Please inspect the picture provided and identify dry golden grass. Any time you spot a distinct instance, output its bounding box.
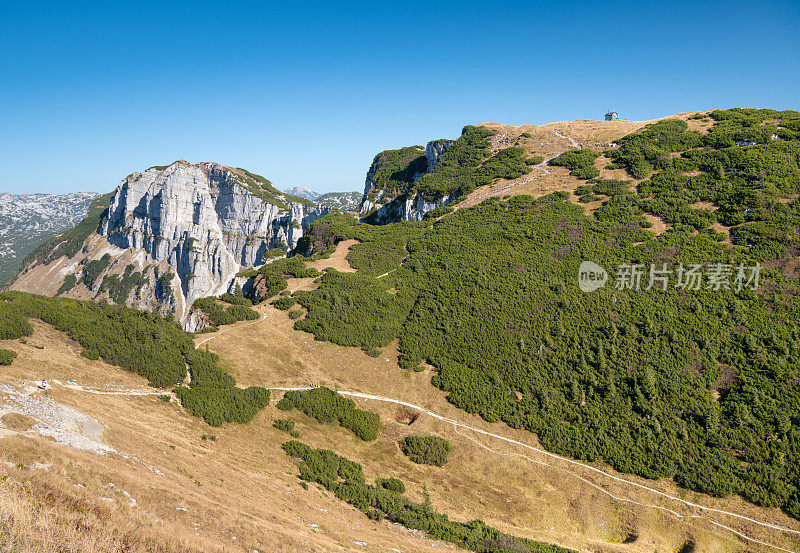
[307,239,359,273]
[1,413,37,431]
[1,321,476,553]
[642,213,671,236]
[460,112,709,211]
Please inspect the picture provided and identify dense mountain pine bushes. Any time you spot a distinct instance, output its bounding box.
[192,295,259,327]
[238,256,320,302]
[276,387,380,441]
[362,125,538,223]
[0,348,16,365]
[399,435,452,466]
[0,291,268,426]
[282,440,574,553]
[282,109,800,520]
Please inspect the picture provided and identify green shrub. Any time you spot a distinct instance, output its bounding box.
[526,155,545,165]
[376,477,405,493]
[187,348,234,389]
[288,309,303,320]
[174,385,270,427]
[81,253,112,289]
[283,441,574,553]
[399,435,451,466]
[549,149,600,178]
[219,292,252,306]
[0,308,33,340]
[99,264,148,304]
[0,348,16,365]
[193,296,259,327]
[272,297,297,310]
[56,274,78,296]
[274,419,295,433]
[276,387,380,441]
[80,349,100,360]
[264,245,288,260]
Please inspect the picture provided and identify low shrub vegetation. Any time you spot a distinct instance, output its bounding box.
[192,296,259,327]
[399,435,451,466]
[281,109,800,521]
[0,348,16,365]
[282,440,574,553]
[276,387,380,441]
[0,291,269,427]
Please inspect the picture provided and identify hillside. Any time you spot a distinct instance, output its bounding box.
[287,107,800,522]
[2,244,799,552]
[0,191,100,286]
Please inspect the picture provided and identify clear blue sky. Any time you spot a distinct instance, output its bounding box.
[1,0,798,195]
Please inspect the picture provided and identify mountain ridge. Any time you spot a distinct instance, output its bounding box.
[9,161,331,329]
[0,191,101,286]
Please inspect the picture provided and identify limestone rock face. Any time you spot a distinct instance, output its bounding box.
[359,140,454,224]
[425,140,453,172]
[98,161,330,327]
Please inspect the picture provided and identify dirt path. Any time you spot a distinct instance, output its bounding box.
[457,128,579,209]
[51,380,166,396]
[12,370,797,550]
[553,127,581,148]
[270,386,799,552]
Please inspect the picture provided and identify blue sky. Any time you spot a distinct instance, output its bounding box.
[1,0,798,195]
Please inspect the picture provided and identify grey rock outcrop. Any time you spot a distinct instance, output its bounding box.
[99,161,330,328]
[359,139,454,224]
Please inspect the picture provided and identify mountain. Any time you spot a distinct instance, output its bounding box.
[283,186,320,200]
[9,161,330,330]
[355,118,647,224]
[297,107,800,526]
[0,191,100,286]
[4,109,800,553]
[315,191,361,211]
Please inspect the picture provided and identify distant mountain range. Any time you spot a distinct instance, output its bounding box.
[283,186,320,200]
[0,191,100,286]
[283,187,361,211]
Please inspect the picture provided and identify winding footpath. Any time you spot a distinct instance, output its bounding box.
[187,286,800,551]
[268,386,799,552]
[456,128,579,209]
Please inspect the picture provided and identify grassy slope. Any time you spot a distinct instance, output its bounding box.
[2,243,799,552]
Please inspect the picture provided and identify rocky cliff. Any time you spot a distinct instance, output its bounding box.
[358,140,453,223]
[10,161,331,330]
